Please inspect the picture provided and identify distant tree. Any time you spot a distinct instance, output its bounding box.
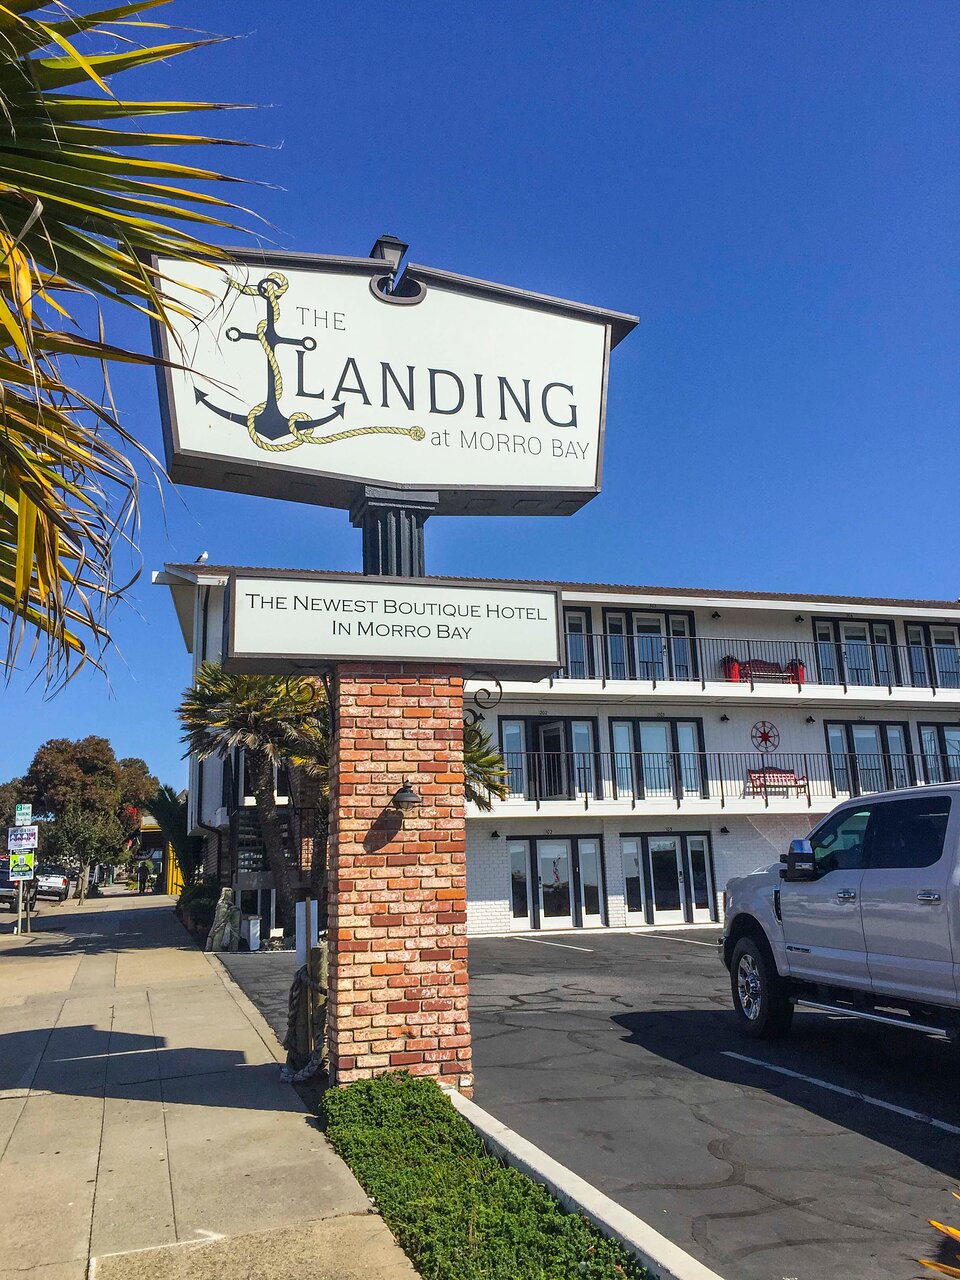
[47,806,127,904]
[0,777,26,829]
[149,785,203,890]
[23,737,156,894]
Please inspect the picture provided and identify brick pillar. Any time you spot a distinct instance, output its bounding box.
[327,664,472,1094]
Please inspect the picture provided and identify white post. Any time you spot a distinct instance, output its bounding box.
[15,879,22,936]
[295,897,318,967]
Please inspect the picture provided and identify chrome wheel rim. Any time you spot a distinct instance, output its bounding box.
[737,953,763,1021]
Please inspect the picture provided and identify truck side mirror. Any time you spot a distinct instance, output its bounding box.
[780,838,817,882]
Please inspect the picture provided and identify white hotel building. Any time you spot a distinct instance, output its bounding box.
[159,564,960,936]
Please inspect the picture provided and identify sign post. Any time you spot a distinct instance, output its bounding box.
[153,235,637,1093]
[7,838,35,936]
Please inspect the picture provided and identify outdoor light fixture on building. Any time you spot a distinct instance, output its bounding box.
[392,780,422,813]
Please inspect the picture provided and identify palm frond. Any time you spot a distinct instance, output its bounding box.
[0,1,254,681]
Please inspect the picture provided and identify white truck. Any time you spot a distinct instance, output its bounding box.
[721,784,960,1040]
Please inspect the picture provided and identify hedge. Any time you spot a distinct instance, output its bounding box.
[322,1071,649,1280]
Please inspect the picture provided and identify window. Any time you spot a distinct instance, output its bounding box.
[606,613,629,680]
[825,721,913,795]
[816,621,838,684]
[868,796,950,870]
[809,806,872,874]
[501,720,526,796]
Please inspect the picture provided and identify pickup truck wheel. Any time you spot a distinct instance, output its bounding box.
[731,937,793,1039]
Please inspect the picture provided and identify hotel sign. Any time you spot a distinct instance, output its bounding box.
[151,248,636,517]
[224,573,562,680]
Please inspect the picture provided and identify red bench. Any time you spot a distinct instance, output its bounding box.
[722,656,805,685]
[747,767,810,799]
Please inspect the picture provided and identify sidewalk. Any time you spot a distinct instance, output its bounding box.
[0,893,418,1280]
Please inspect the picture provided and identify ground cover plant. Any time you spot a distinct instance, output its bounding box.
[322,1071,649,1280]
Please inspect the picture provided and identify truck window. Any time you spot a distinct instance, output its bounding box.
[809,806,872,874]
[867,796,950,869]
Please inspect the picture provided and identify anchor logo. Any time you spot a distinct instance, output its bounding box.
[196,271,424,455]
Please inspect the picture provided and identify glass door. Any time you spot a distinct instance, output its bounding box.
[633,618,666,681]
[501,720,526,798]
[637,722,673,798]
[537,839,574,929]
[508,841,532,929]
[667,616,693,680]
[564,611,590,679]
[612,721,637,799]
[570,721,596,800]
[851,725,885,793]
[621,837,645,922]
[872,623,894,686]
[685,836,714,922]
[907,625,929,687]
[605,613,629,680]
[649,836,685,924]
[676,722,702,797]
[840,623,873,686]
[577,838,604,927]
[945,727,960,780]
[537,722,567,799]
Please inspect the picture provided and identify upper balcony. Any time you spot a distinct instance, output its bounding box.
[524,632,960,704]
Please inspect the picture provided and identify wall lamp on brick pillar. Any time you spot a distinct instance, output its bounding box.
[391,780,422,816]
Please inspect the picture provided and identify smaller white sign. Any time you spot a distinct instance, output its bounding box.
[225,574,561,680]
[14,803,31,827]
[8,850,34,880]
[8,825,38,852]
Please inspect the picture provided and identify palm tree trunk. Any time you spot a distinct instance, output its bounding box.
[248,750,297,934]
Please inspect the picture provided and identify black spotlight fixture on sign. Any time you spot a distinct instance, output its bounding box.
[392,780,422,813]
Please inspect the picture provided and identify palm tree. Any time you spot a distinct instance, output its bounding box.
[177,663,328,932]
[464,721,509,810]
[0,3,250,681]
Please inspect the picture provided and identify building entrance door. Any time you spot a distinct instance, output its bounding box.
[537,839,574,928]
[649,836,685,924]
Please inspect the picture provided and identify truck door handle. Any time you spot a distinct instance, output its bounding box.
[835,888,857,902]
[917,891,942,903]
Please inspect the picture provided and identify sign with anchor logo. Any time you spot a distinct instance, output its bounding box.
[151,243,637,516]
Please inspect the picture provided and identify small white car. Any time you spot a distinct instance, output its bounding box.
[721,784,960,1041]
[36,865,70,902]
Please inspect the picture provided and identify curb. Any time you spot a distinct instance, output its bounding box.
[444,1088,724,1280]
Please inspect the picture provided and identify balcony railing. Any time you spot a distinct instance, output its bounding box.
[555,633,960,693]
[489,750,960,810]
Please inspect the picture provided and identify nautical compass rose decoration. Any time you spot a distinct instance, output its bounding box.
[197,271,425,455]
[751,721,780,752]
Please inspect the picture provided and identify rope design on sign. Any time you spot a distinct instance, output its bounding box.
[226,272,425,452]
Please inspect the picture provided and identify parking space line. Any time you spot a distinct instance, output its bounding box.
[722,1051,960,1136]
[631,931,719,947]
[513,937,594,953]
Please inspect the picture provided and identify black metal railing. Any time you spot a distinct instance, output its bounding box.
[492,750,960,810]
[228,803,324,878]
[555,632,960,693]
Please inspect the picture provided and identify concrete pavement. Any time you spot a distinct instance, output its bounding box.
[0,892,418,1280]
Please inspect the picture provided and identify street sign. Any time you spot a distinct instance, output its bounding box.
[14,803,32,827]
[8,850,34,881]
[151,246,637,517]
[8,825,38,852]
[224,572,562,681]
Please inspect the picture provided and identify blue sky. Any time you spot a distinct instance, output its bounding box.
[1,0,957,787]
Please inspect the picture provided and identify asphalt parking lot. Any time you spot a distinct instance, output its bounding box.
[469,929,960,1280]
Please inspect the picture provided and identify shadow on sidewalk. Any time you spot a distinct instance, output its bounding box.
[1,1024,301,1111]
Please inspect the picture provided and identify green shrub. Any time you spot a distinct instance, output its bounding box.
[323,1072,649,1280]
[177,877,218,931]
